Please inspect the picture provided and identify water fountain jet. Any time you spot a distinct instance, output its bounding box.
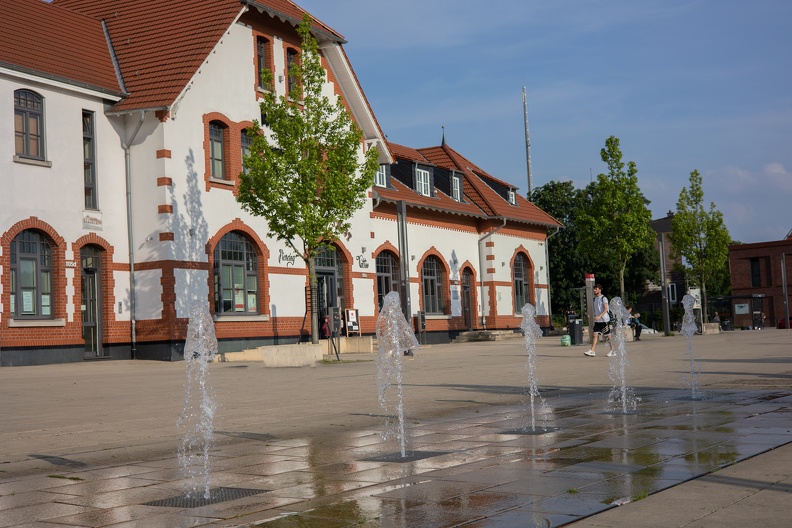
[607,297,639,413]
[375,291,419,458]
[178,300,217,499]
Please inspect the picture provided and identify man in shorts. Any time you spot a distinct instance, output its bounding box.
[585,284,615,357]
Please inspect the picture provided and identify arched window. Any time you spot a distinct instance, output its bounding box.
[14,89,45,160]
[10,230,53,318]
[209,121,226,179]
[376,251,399,310]
[214,232,258,314]
[421,256,444,314]
[513,253,530,311]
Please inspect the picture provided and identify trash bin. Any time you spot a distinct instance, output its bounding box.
[569,318,583,345]
[722,319,732,331]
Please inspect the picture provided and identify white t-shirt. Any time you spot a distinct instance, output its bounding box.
[593,295,609,323]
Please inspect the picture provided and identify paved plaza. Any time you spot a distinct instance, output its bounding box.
[1,328,791,527]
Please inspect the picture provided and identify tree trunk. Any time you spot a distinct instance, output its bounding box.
[701,273,708,323]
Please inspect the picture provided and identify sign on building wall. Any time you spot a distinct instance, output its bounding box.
[82,210,103,231]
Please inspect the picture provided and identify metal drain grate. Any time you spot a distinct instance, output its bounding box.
[144,487,268,508]
[362,450,449,463]
[501,426,561,435]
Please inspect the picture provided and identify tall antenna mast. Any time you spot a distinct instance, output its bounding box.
[522,85,533,199]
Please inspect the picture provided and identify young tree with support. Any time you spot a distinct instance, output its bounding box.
[237,14,380,344]
[577,136,655,299]
[669,169,731,322]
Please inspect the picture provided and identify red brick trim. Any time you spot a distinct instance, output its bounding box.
[159,232,174,241]
[158,204,173,214]
[156,149,171,159]
[157,177,173,187]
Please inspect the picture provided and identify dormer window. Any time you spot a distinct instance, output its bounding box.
[416,168,431,197]
[452,175,461,201]
[508,189,516,205]
[375,165,387,187]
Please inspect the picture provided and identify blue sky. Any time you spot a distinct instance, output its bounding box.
[297,0,791,244]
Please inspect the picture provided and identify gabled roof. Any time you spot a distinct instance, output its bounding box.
[0,0,123,97]
[374,177,487,220]
[382,141,561,229]
[418,144,561,228]
[388,143,431,164]
[52,0,345,113]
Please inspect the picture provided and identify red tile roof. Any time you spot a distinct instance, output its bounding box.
[0,0,123,96]
[419,144,561,228]
[382,141,561,229]
[52,0,344,112]
[374,178,487,220]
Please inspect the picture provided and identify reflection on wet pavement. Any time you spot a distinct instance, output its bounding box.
[2,389,792,527]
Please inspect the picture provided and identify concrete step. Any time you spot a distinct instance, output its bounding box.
[453,330,522,343]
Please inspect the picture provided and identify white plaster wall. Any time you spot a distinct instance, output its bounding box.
[352,276,375,317]
[174,269,210,319]
[0,75,127,246]
[134,269,163,320]
[488,232,549,316]
[268,274,309,318]
[114,270,130,322]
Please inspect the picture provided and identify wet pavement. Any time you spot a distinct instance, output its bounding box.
[1,329,791,527]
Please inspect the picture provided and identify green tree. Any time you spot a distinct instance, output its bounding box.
[530,181,596,321]
[669,170,731,321]
[577,136,655,299]
[238,14,380,343]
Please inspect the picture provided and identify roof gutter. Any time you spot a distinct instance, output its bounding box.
[239,0,345,43]
[477,217,507,330]
[122,111,146,359]
[0,62,125,99]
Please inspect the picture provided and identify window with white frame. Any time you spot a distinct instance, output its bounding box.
[452,175,461,201]
[508,189,516,204]
[421,256,445,314]
[513,253,530,310]
[374,165,387,187]
[416,168,431,196]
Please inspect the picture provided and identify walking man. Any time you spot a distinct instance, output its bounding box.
[585,284,614,357]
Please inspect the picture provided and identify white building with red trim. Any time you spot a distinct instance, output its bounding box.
[0,0,560,366]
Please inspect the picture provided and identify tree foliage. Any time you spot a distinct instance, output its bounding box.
[237,14,380,342]
[669,170,731,320]
[530,181,594,321]
[577,136,655,299]
[532,178,658,322]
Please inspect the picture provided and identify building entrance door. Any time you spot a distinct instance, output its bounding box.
[462,268,473,331]
[317,271,337,337]
[81,246,104,358]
